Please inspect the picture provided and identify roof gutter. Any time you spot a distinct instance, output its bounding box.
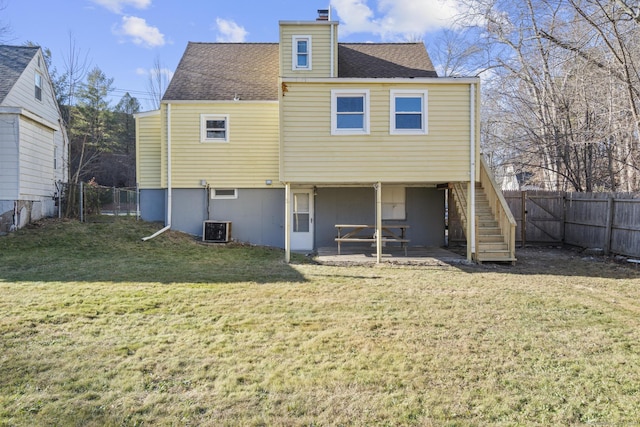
[142,103,172,241]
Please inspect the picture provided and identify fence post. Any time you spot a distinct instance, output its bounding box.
[604,194,614,255]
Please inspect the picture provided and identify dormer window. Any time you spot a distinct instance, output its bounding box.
[35,72,42,101]
[292,36,312,70]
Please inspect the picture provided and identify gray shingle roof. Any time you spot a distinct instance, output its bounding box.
[162,42,280,101]
[338,43,437,78]
[163,41,437,101]
[0,45,39,104]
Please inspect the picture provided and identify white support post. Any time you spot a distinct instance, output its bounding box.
[376,182,382,264]
[285,182,291,263]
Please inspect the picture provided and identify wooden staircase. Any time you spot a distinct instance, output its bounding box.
[450,159,517,263]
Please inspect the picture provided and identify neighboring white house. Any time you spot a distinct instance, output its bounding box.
[0,45,68,232]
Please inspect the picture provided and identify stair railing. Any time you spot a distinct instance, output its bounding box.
[479,156,517,260]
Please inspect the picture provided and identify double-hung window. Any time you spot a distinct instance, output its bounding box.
[390,90,428,135]
[331,89,370,135]
[292,36,311,70]
[35,72,42,101]
[200,114,229,142]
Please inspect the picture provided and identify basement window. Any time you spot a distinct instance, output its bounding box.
[211,188,238,199]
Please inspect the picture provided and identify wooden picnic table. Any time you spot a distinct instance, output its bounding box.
[334,224,410,255]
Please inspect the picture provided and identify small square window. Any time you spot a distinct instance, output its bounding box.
[201,114,229,142]
[390,90,428,135]
[292,36,312,70]
[331,90,370,135]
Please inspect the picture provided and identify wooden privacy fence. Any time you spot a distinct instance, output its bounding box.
[503,191,640,258]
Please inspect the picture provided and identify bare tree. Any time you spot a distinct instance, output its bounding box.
[427,28,484,77]
[456,0,640,191]
[59,32,91,109]
[146,55,171,110]
[0,0,11,42]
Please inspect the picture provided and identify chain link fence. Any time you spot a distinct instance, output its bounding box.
[59,182,139,221]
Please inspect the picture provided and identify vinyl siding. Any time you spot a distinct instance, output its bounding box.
[280,81,479,183]
[279,22,337,78]
[1,50,67,198]
[0,114,19,199]
[1,51,61,129]
[18,117,55,198]
[136,111,162,189]
[160,102,280,188]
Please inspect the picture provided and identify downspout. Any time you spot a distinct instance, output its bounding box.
[329,6,335,78]
[469,84,476,259]
[142,103,172,241]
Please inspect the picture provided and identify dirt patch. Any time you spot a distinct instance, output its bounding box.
[472,245,640,279]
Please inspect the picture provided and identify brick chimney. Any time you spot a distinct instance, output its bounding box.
[317,9,329,21]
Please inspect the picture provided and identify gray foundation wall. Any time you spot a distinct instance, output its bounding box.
[210,189,285,248]
[314,187,445,248]
[140,186,444,250]
[141,188,285,248]
[0,198,58,233]
[139,189,166,223]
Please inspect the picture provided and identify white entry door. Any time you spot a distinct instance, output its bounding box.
[290,190,314,251]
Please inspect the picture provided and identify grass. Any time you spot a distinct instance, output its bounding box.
[1,218,639,426]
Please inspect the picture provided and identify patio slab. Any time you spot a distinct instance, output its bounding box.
[314,245,468,266]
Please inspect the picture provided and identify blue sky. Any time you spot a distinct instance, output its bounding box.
[2,0,460,111]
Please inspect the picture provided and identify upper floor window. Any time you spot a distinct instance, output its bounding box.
[200,114,229,142]
[35,72,43,101]
[331,89,370,135]
[390,90,428,135]
[292,36,312,70]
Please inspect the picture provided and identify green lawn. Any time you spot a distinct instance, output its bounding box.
[1,218,639,426]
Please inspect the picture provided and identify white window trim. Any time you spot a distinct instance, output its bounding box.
[390,90,428,135]
[331,89,370,135]
[292,35,312,71]
[200,114,229,143]
[211,188,238,199]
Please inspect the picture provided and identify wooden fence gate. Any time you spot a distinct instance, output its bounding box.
[502,191,640,258]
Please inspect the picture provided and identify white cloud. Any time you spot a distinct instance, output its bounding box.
[92,0,151,14]
[214,18,248,43]
[115,16,165,48]
[331,0,460,40]
[330,0,378,34]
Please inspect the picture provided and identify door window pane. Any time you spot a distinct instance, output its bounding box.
[293,193,310,232]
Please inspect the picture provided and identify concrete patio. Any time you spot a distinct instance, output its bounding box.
[314,245,468,266]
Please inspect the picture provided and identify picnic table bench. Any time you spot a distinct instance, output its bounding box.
[335,224,410,255]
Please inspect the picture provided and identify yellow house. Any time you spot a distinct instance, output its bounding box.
[136,10,516,263]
